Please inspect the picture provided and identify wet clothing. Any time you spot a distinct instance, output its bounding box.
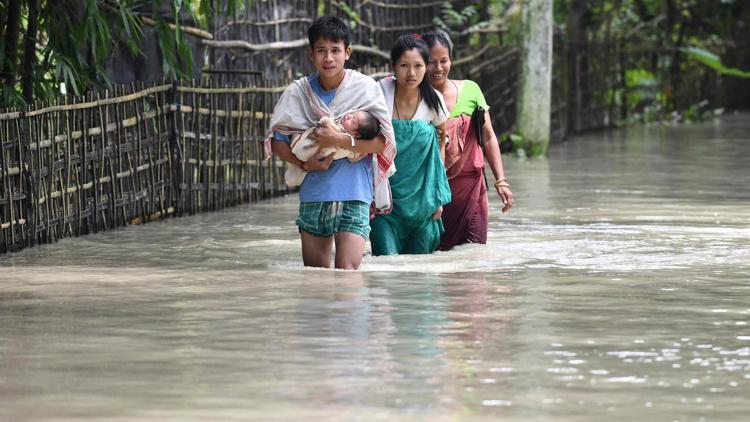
[297,200,371,240]
[439,80,490,251]
[370,119,451,255]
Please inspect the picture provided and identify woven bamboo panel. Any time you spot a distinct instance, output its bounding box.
[173,81,288,215]
[208,1,472,78]
[25,98,86,244]
[333,0,464,68]
[209,0,318,81]
[16,84,175,249]
[464,46,520,138]
[0,81,290,255]
[0,110,28,253]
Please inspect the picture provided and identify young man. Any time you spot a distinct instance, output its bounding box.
[268,16,396,270]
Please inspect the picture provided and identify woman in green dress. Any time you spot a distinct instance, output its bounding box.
[370,34,452,256]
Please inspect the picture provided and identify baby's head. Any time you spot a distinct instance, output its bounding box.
[341,111,380,140]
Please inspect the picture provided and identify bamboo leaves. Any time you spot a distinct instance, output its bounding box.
[118,3,144,56]
[1,0,248,108]
[54,54,79,96]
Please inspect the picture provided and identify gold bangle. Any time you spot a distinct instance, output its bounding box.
[494,178,510,188]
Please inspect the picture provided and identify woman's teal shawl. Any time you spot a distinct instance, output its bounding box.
[369,119,452,256]
[388,120,451,220]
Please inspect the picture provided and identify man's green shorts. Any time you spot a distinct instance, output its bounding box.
[296,200,371,240]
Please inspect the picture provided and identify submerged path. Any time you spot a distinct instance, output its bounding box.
[2,114,749,420]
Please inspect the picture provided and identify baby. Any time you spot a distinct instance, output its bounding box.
[285,110,381,187]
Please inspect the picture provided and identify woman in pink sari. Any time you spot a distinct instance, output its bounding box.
[423,32,515,251]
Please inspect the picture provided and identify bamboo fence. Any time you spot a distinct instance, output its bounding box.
[0,81,288,255]
[208,0,319,81]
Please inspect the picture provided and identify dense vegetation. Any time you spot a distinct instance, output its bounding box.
[557,0,750,124]
[0,0,240,106]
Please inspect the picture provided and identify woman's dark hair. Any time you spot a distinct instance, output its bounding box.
[421,31,452,57]
[308,16,350,48]
[390,34,446,116]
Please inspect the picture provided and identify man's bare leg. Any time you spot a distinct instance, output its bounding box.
[301,230,334,268]
[334,231,366,270]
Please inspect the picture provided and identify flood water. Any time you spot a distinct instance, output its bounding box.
[1,114,749,421]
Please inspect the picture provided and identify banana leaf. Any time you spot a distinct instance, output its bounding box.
[680,47,750,78]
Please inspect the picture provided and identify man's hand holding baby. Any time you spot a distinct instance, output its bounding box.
[311,125,351,150]
[301,150,336,172]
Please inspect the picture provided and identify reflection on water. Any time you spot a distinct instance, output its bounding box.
[1,115,749,420]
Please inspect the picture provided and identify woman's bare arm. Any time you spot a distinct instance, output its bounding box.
[481,111,514,212]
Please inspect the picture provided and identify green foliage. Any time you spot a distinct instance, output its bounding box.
[1,89,25,109]
[335,2,361,28]
[54,54,80,96]
[527,142,546,157]
[682,99,723,122]
[118,3,145,56]
[680,46,750,78]
[154,1,194,80]
[318,1,327,17]
[500,132,544,159]
[625,68,658,88]
[623,68,663,116]
[190,0,245,28]
[433,2,490,42]
[0,0,245,107]
[556,0,747,128]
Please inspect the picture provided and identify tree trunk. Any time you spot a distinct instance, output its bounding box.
[604,0,622,125]
[1,0,22,93]
[664,0,679,109]
[669,23,686,109]
[619,44,628,121]
[0,4,8,66]
[566,0,587,133]
[664,0,688,110]
[633,0,651,20]
[723,0,750,109]
[518,0,553,155]
[22,0,40,103]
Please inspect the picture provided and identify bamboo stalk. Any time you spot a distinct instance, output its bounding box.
[140,16,214,40]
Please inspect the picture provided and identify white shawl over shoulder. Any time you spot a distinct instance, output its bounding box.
[264,70,397,213]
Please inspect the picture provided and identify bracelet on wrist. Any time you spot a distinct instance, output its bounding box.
[494,177,510,188]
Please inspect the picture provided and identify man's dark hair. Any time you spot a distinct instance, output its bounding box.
[357,112,380,140]
[308,16,350,48]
